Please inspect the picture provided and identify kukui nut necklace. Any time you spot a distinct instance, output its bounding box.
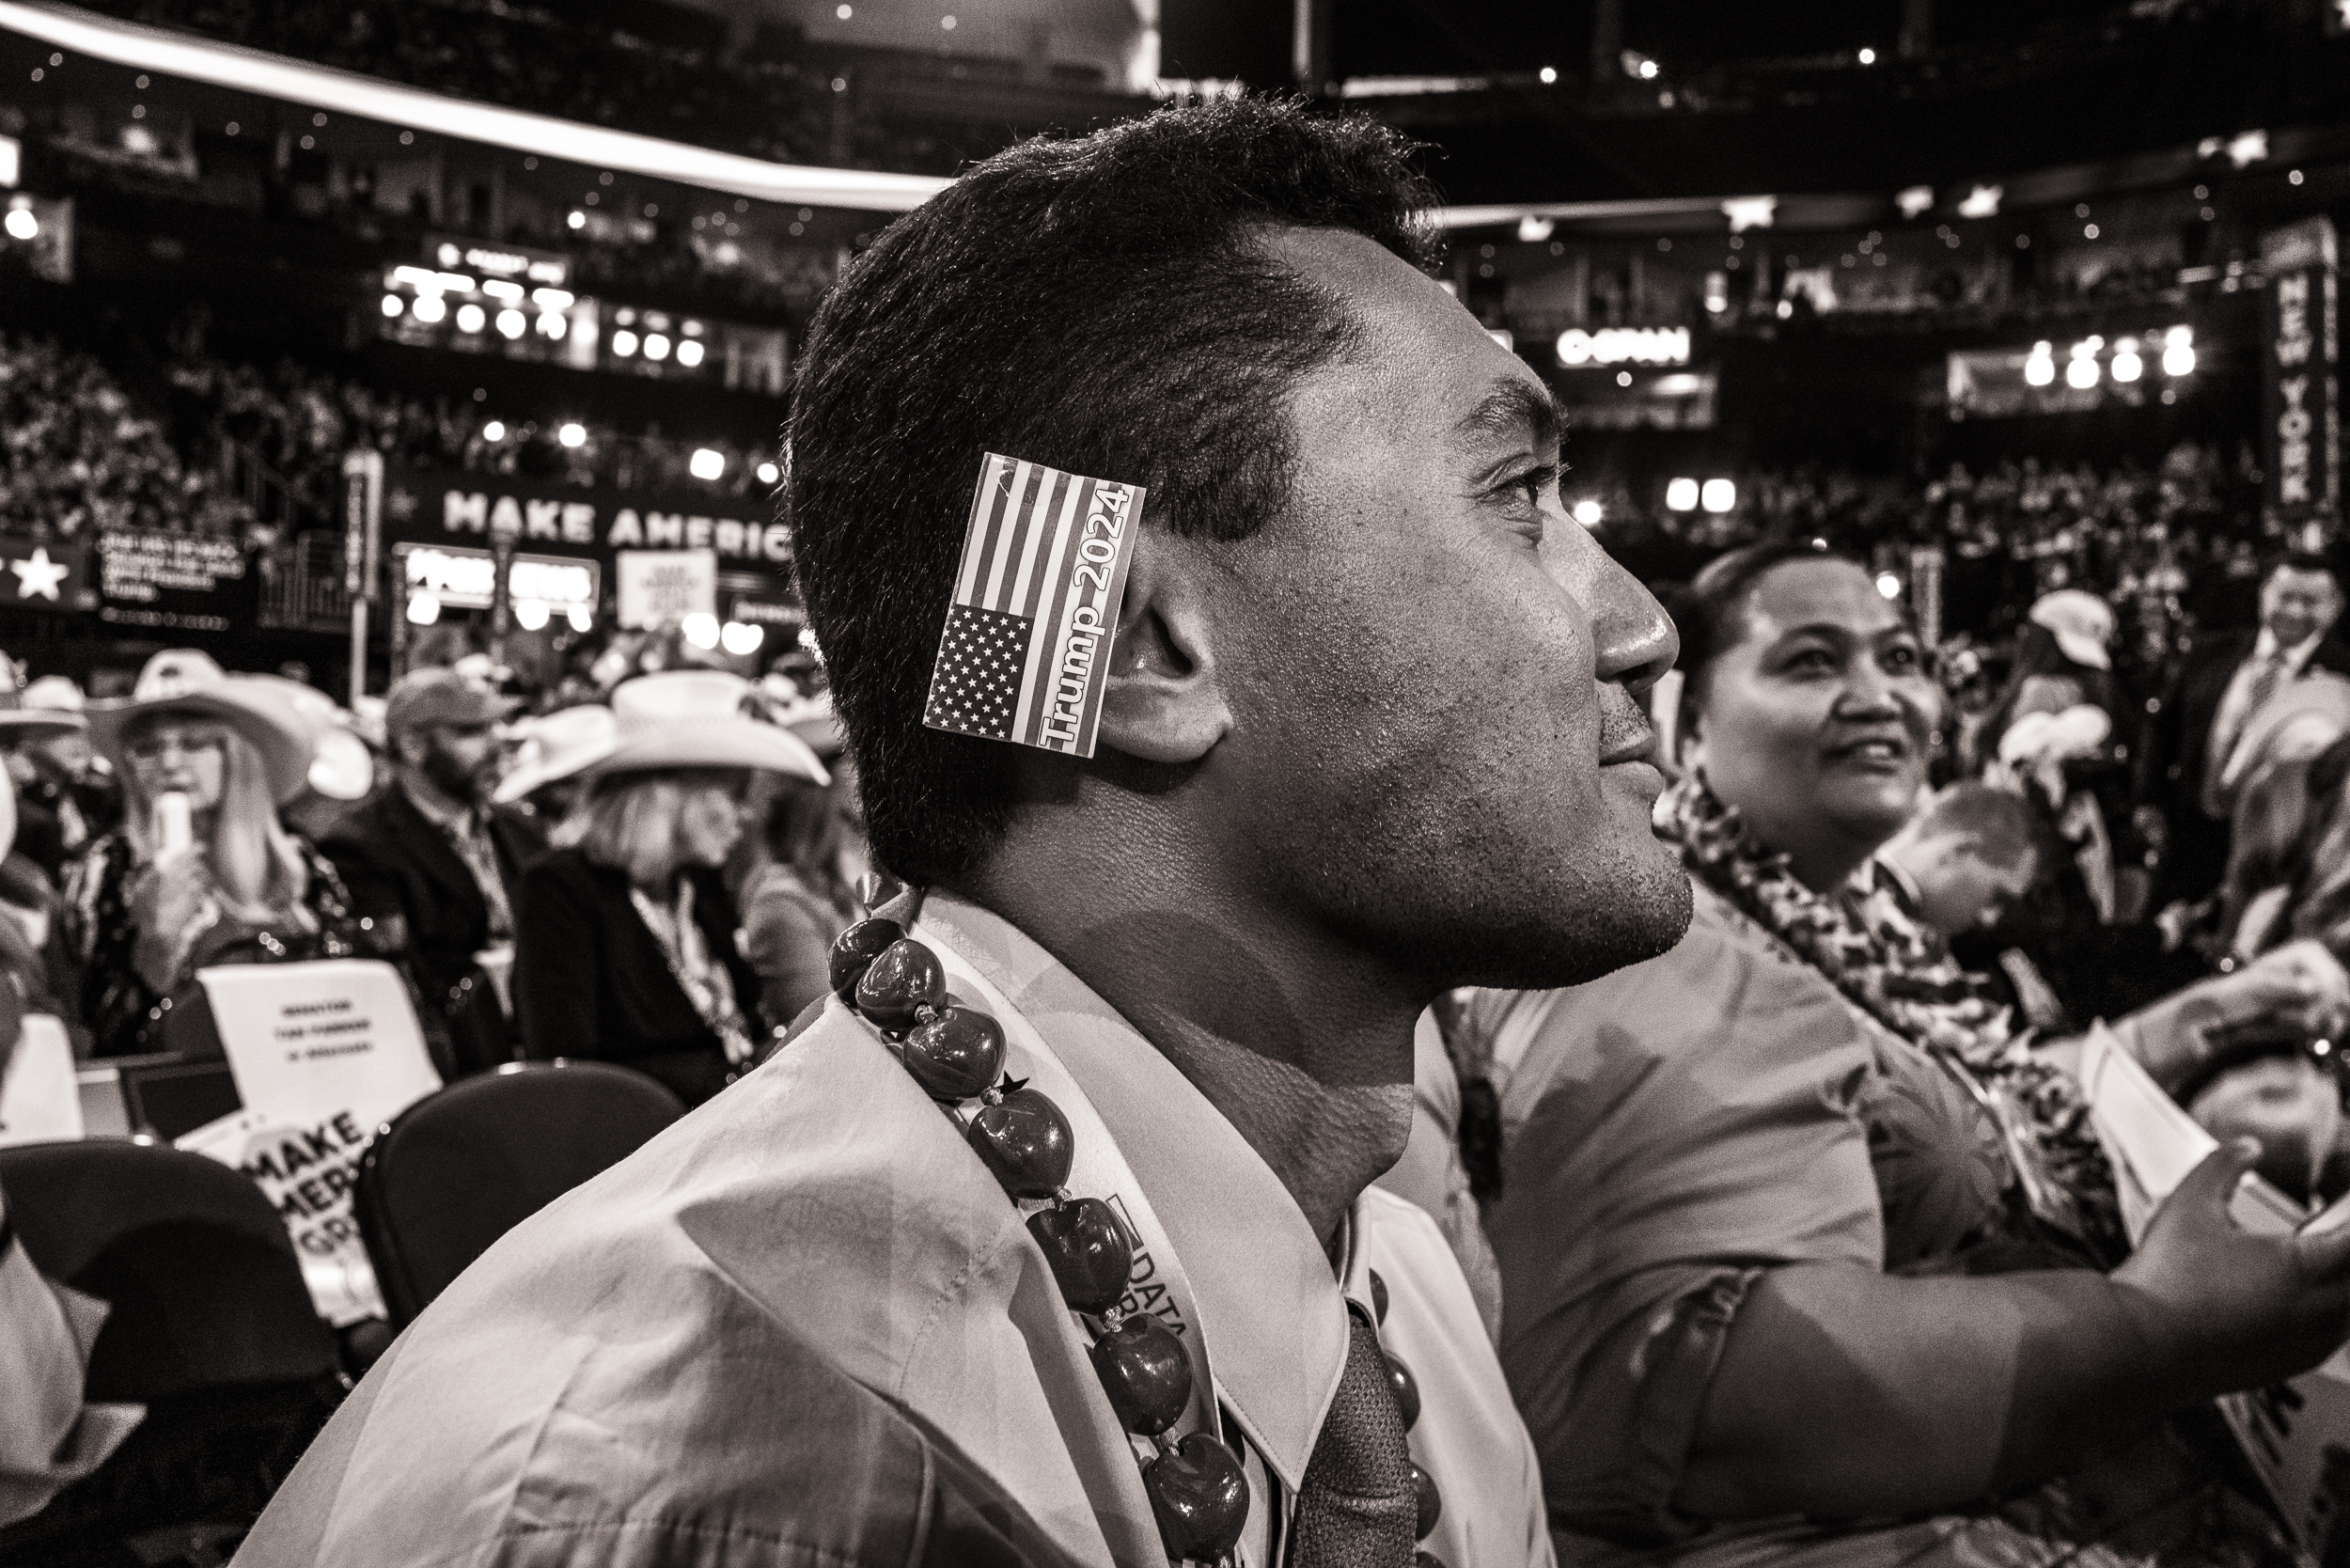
[828,915,1449,1567]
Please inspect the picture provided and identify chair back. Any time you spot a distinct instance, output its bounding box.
[0,1138,337,1403]
[354,1059,684,1326]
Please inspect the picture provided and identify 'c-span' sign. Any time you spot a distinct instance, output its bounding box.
[1555,327,1691,368]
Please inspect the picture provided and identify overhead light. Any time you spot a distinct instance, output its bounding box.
[567,604,595,633]
[682,613,721,650]
[481,420,506,441]
[675,338,705,367]
[2163,334,2196,376]
[4,206,38,241]
[1876,572,1903,599]
[643,332,671,361]
[1539,66,1557,84]
[611,329,638,356]
[1856,46,1876,65]
[721,620,765,656]
[755,461,779,484]
[1700,478,1736,513]
[1665,478,1700,511]
[567,210,587,229]
[2111,339,2143,383]
[1956,183,2001,219]
[1517,214,1555,243]
[1895,184,1935,219]
[537,313,567,339]
[512,600,551,631]
[2066,344,2100,388]
[2226,130,2268,167]
[1637,57,1659,80]
[1572,498,1603,526]
[495,308,525,338]
[380,292,403,317]
[558,422,587,447]
[455,303,486,334]
[1721,196,1777,232]
[2024,342,2056,386]
[406,591,441,625]
[412,294,446,324]
[690,447,725,480]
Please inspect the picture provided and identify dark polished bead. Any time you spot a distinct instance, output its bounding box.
[854,938,947,1033]
[1089,1312,1192,1435]
[967,1087,1073,1198]
[1370,1267,1389,1325]
[1028,1198,1134,1314]
[828,917,904,999]
[901,1006,1006,1102]
[1386,1352,1421,1431]
[1143,1432,1249,1561]
[1413,1463,1441,1541]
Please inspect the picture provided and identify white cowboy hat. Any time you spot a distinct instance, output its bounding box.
[0,658,84,740]
[226,674,377,803]
[86,651,312,806]
[494,704,619,804]
[2233,673,2350,787]
[586,671,828,785]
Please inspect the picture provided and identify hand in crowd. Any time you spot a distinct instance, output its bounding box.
[2115,938,2350,1092]
[2114,1139,2350,1397]
[125,850,212,996]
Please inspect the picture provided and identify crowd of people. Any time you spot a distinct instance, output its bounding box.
[10,97,2350,1568]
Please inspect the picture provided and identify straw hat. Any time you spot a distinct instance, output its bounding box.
[586,671,828,785]
[494,704,619,804]
[768,690,845,759]
[2027,589,2116,671]
[86,650,312,806]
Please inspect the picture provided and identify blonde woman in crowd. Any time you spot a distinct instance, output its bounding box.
[64,652,361,1058]
[512,671,828,1105]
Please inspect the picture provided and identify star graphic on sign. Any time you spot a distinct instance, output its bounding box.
[10,548,69,601]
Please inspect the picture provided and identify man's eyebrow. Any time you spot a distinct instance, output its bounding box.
[1454,380,1562,454]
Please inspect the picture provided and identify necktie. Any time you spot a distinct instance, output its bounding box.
[1289,1309,1418,1567]
[2203,651,2286,816]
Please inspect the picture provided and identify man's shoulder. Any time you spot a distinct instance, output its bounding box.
[317,790,400,855]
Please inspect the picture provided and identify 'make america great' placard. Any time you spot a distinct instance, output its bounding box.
[923,454,1143,760]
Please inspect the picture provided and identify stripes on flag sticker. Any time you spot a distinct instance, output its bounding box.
[923,452,1146,760]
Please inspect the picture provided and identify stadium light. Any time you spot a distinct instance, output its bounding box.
[380,293,403,317]
[567,210,587,230]
[756,461,780,485]
[2111,339,2143,383]
[482,420,506,442]
[1700,478,1736,513]
[495,308,525,339]
[643,333,671,361]
[1721,196,1777,232]
[567,604,595,633]
[538,313,567,339]
[2024,341,2055,386]
[412,294,446,324]
[4,206,37,241]
[1572,499,1603,526]
[675,338,705,368]
[2163,337,2196,376]
[1665,478,1700,511]
[407,591,441,626]
[455,303,486,335]
[558,422,587,448]
[1539,66,1558,84]
[1896,185,1935,220]
[1876,572,1902,600]
[721,620,765,656]
[512,600,551,631]
[1956,184,2002,219]
[1856,47,1876,64]
[611,329,638,357]
[682,613,721,650]
[690,447,725,480]
[1517,214,1555,243]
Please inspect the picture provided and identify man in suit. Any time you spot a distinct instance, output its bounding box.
[2138,551,2350,906]
[322,669,544,1080]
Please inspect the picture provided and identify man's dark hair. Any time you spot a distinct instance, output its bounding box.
[786,98,1439,886]
[1917,781,2039,873]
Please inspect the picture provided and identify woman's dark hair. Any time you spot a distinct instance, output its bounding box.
[1674,540,1867,737]
[1979,622,2120,758]
[761,774,854,916]
[788,97,1441,886]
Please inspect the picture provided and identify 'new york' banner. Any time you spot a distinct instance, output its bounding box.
[923,454,1144,759]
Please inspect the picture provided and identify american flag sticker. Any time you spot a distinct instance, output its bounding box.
[923,453,1145,759]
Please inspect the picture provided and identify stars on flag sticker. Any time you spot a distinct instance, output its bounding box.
[925,604,1030,741]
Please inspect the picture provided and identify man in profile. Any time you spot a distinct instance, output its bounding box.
[237,99,1689,1568]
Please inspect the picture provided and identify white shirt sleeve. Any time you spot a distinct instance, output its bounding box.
[0,1205,144,1526]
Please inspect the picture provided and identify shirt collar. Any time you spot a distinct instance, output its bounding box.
[914,891,1352,1490]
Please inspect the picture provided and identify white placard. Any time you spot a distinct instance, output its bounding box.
[177,960,442,1325]
[615,548,716,630]
[2081,1023,2350,1553]
[0,1017,81,1147]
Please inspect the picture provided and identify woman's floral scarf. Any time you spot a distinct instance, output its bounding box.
[1658,774,2127,1265]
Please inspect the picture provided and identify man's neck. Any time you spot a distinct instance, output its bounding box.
[399,764,478,825]
[960,846,1428,1261]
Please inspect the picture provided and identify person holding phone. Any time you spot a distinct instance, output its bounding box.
[63,651,364,1058]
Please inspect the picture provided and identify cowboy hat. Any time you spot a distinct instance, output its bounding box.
[0,656,84,741]
[494,703,619,804]
[86,650,313,806]
[2233,673,2350,787]
[586,671,828,785]
[225,674,377,803]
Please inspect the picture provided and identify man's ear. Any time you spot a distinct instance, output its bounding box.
[1094,534,1231,765]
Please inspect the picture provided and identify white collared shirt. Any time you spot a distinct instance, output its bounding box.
[2210,625,2326,780]
[237,891,1549,1568]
